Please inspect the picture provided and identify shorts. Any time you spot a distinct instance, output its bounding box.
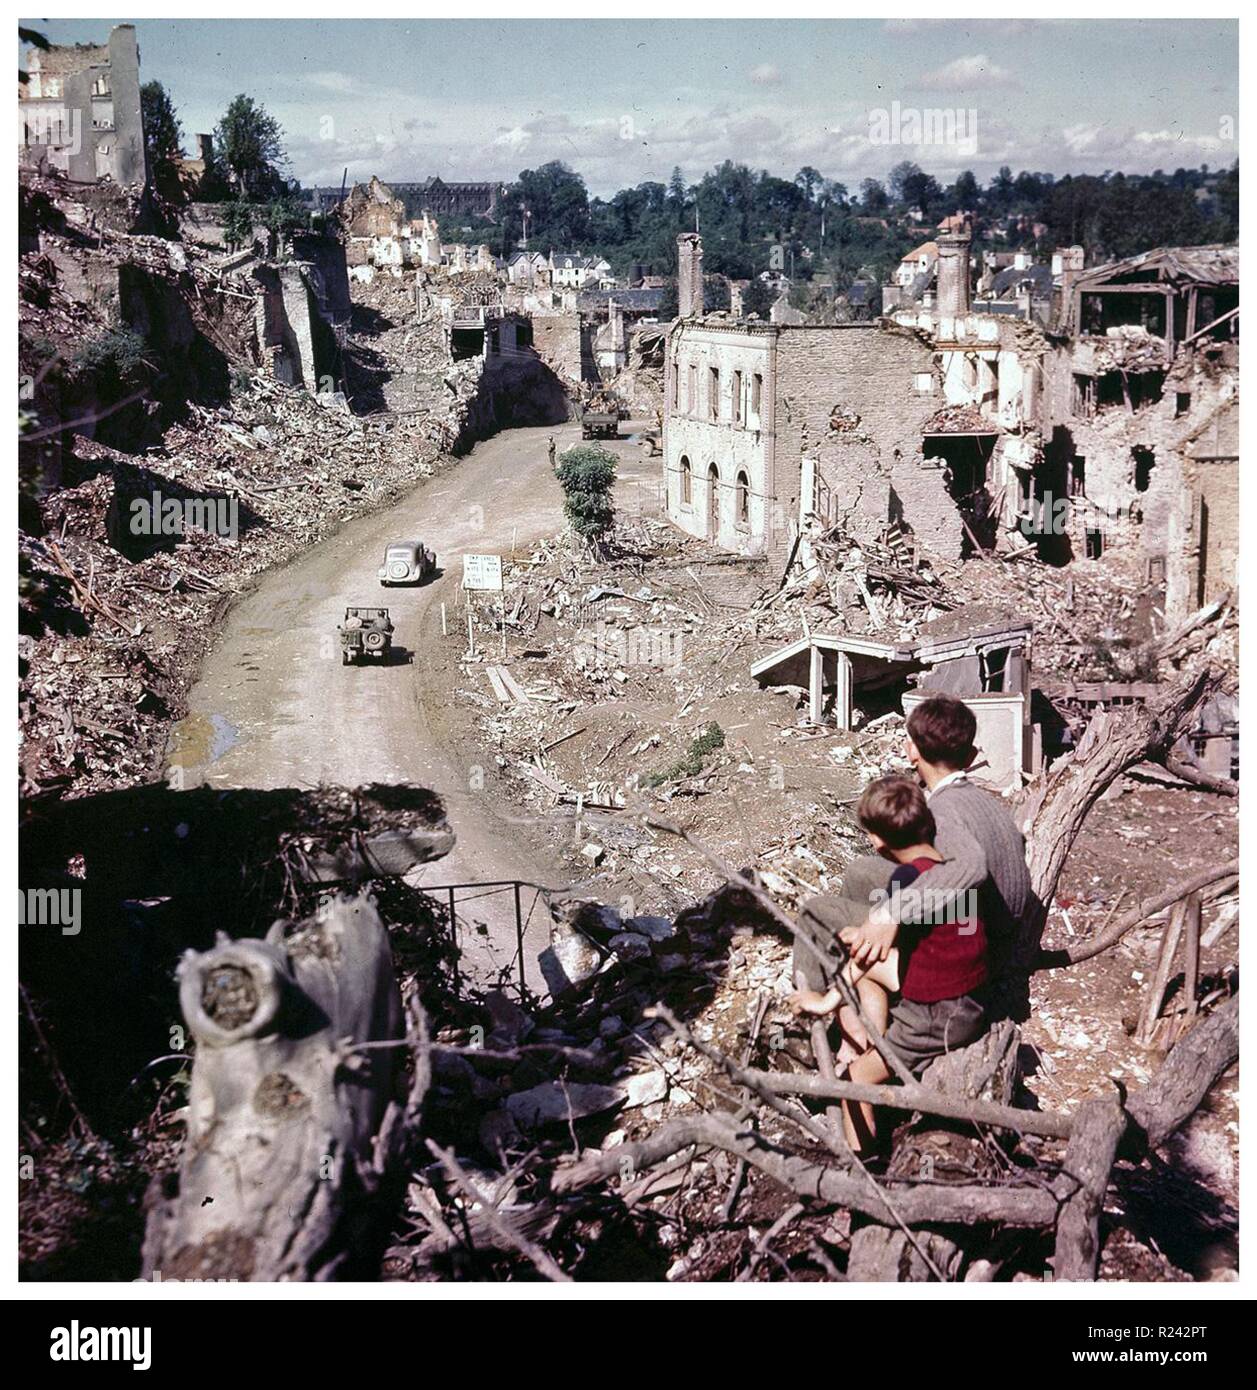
[885,992,987,1078]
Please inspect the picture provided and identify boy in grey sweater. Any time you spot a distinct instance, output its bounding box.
[797,694,1037,1023]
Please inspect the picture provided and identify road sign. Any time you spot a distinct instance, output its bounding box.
[462,553,503,591]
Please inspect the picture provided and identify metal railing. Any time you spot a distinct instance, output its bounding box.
[420,878,548,998]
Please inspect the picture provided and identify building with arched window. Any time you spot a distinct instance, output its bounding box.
[663,311,950,563]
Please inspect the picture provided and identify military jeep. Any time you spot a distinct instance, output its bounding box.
[339,607,394,665]
[378,539,436,586]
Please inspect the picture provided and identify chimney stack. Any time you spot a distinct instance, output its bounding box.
[1052,245,1085,330]
[676,232,703,318]
[935,232,972,318]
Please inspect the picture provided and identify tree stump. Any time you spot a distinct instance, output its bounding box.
[142,891,426,1282]
[846,1022,1021,1281]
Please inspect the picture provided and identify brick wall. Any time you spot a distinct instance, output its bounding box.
[772,325,956,566]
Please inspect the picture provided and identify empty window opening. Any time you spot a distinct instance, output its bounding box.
[923,432,998,555]
[1069,455,1087,498]
[1175,392,1192,418]
[1132,446,1155,493]
[733,370,743,425]
[1085,528,1104,559]
[707,463,720,535]
[709,366,720,421]
[680,455,692,506]
[735,470,750,526]
[980,646,1009,693]
[1097,370,1163,413]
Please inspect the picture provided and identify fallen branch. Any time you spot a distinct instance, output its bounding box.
[426,1140,571,1283]
[558,1112,1061,1227]
[749,1070,1072,1140]
[1036,860,1237,968]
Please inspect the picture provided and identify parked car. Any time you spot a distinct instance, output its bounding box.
[339,607,393,665]
[378,539,435,586]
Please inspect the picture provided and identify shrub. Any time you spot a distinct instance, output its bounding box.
[555,444,616,548]
[69,326,152,387]
[643,722,725,787]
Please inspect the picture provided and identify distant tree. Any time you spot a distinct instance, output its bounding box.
[141,81,183,189]
[860,178,888,212]
[795,166,823,204]
[257,195,309,252]
[214,94,287,198]
[668,166,688,215]
[953,169,981,208]
[498,161,590,253]
[556,444,617,550]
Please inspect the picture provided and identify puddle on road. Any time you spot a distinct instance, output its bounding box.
[166,712,240,777]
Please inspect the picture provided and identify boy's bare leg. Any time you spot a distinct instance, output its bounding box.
[836,953,900,1062]
[841,1044,893,1154]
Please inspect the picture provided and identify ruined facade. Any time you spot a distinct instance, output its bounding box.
[662,317,957,565]
[890,238,1239,620]
[19,25,146,186]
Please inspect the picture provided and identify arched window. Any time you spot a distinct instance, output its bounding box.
[735,470,750,526]
[680,454,692,505]
[707,462,720,536]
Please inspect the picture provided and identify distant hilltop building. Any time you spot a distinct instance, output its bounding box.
[391,177,503,220]
[18,23,145,186]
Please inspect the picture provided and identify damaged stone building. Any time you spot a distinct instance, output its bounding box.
[1038,244,1239,620]
[18,24,146,187]
[662,234,961,566]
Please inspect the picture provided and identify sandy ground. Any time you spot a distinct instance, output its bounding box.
[170,419,658,984]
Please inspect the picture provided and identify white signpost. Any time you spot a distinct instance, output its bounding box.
[462,553,505,658]
[462,553,503,592]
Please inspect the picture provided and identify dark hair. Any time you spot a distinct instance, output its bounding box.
[856,776,936,850]
[907,695,977,769]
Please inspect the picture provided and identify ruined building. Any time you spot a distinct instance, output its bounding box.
[662,231,1238,630]
[388,177,503,220]
[18,24,146,186]
[662,275,960,565]
[1039,244,1239,619]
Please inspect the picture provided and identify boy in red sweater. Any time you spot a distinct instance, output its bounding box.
[790,775,989,1154]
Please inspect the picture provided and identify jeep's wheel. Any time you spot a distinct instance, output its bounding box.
[364,631,386,651]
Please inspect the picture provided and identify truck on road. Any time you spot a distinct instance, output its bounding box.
[580,390,621,440]
[339,607,394,665]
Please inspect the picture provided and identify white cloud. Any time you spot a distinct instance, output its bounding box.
[918,54,1018,92]
[492,125,532,152]
[305,71,359,95]
[749,63,782,86]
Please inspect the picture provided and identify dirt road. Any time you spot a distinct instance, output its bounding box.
[170,419,658,987]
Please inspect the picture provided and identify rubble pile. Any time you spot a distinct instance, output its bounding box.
[392,880,859,1282]
[19,369,456,797]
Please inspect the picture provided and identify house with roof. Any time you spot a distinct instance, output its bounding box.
[549,251,614,289]
[896,240,938,287]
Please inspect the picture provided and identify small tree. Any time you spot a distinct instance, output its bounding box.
[141,80,183,190]
[222,198,255,252]
[556,444,617,552]
[214,94,287,198]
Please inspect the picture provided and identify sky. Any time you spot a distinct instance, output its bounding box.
[21,17,1239,196]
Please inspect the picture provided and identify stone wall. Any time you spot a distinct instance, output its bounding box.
[531,313,587,392]
[663,323,773,556]
[772,324,956,567]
